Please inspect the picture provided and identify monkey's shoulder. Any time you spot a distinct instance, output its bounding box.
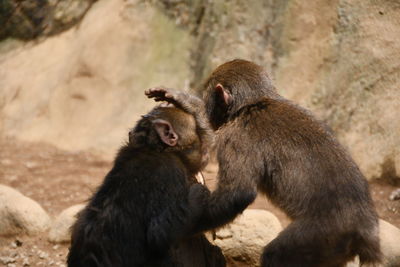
[116,145,185,166]
[218,98,337,155]
[86,147,190,216]
[235,99,329,134]
[104,145,189,186]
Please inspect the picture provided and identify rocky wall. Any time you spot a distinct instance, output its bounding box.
[0,0,399,181]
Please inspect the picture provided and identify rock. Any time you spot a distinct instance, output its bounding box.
[48,204,85,243]
[379,219,400,266]
[0,0,192,159]
[345,257,360,267]
[0,0,96,40]
[0,184,51,236]
[389,189,400,201]
[0,256,16,264]
[212,212,400,267]
[1,0,399,179]
[186,0,400,183]
[345,219,400,267]
[212,209,282,267]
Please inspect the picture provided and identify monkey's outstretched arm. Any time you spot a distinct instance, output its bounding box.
[191,172,257,233]
[191,129,259,233]
[145,87,214,149]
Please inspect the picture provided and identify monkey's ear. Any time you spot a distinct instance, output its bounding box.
[152,119,178,146]
[215,83,232,106]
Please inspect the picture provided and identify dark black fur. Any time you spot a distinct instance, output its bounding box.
[67,106,225,267]
[184,59,381,267]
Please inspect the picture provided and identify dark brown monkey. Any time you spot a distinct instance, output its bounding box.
[147,60,382,267]
[67,102,225,267]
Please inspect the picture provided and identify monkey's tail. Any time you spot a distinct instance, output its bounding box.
[356,226,382,266]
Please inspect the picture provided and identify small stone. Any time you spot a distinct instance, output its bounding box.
[22,257,30,266]
[11,252,18,258]
[1,159,12,165]
[10,239,22,248]
[0,185,51,236]
[389,188,400,201]
[5,175,18,182]
[25,161,38,169]
[48,204,85,243]
[0,256,16,264]
[38,251,48,259]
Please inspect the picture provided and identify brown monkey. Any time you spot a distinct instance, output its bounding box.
[67,102,224,267]
[147,60,382,267]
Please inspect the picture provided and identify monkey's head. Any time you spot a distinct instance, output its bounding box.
[129,106,209,173]
[203,59,279,129]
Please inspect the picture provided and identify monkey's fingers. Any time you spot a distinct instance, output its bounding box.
[146,88,178,105]
[145,87,168,97]
[146,87,176,99]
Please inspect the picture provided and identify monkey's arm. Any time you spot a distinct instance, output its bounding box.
[191,131,259,233]
[146,87,214,148]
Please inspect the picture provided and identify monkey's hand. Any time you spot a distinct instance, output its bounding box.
[145,87,203,115]
[146,87,214,154]
[188,183,210,219]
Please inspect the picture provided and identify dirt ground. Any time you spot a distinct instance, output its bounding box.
[0,136,399,266]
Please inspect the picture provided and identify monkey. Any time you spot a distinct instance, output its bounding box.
[67,100,225,267]
[146,59,382,267]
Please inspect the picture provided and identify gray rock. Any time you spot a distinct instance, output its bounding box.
[48,204,85,243]
[0,0,96,40]
[389,189,400,201]
[212,209,282,267]
[0,184,51,236]
[346,219,400,267]
[379,219,400,267]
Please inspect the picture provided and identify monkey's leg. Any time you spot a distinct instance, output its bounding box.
[261,220,352,267]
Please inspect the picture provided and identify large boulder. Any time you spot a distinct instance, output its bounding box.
[0,0,96,40]
[189,0,400,182]
[48,204,85,243]
[346,219,400,267]
[212,209,282,266]
[1,0,399,179]
[0,0,192,159]
[0,184,51,236]
[379,219,400,266]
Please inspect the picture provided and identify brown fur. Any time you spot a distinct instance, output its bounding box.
[202,59,382,267]
[161,60,381,267]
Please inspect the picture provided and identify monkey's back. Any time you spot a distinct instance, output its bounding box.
[217,98,381,264]
[67,146,190,267]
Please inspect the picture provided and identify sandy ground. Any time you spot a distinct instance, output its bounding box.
[0,136,399,266]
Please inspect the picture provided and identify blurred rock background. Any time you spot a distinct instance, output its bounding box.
[1,0,399,183]
[0,1,400,266]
